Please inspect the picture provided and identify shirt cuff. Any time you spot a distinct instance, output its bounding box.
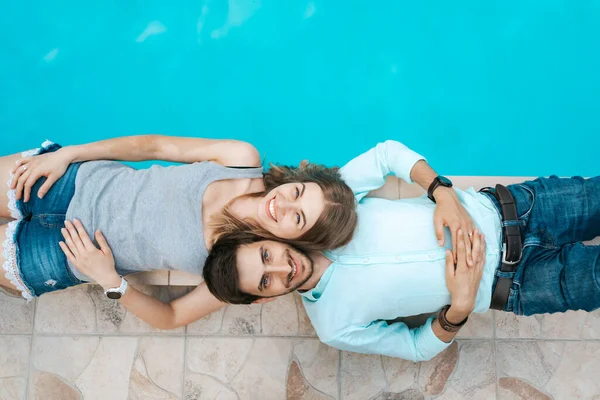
[416,316,453,359]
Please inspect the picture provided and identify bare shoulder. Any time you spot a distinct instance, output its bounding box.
[215,140,261,167]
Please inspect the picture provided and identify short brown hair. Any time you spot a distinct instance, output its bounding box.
[211,162,357,250]
[203,231,309,304]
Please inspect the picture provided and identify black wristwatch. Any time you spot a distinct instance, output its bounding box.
[427,176,453,203]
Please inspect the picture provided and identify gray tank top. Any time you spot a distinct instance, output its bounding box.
[65,160,263,281]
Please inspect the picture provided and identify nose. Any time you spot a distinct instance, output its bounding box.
[276,197,297,216]
[266,264,292,277]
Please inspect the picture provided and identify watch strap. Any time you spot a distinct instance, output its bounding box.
[437,305,468,332]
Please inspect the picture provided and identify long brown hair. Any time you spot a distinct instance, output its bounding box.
[210,162,357,251]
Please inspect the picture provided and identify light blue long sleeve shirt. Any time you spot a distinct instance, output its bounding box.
[300,141,503,361]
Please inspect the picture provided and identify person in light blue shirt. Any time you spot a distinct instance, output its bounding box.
[202,139,600,361]
[202,140,501,360]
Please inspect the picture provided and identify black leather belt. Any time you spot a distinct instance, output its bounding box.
[481,184,523,310]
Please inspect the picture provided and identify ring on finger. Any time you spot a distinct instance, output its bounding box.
[22,165,27,171]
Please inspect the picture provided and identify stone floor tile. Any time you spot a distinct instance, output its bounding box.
[496,341,564,391]
[545,342,600,399]
[230,339,292,400]
[456,311,494,339]
[32,336,101,382]
[418,342,459,396]
[0,291,35,333]
[262,294,298,335]
[437,341,496,400]
[185,307,225,335]
[186,338,254,384]
[580,309,600,339]
[35,285,185,334]
[287,361,334,400]
[186,337,293,400]
[294,293,317,337]
[0,336,30,400]
[31,336,185,400]
[340,352,386,400]
[184,374,237,400]
[75,337,139,399]
[496,310,588,339]
[495,313,542,339]
[382,356,419,394]
[498,377,552,400]
[34,286,97,334]
[220,304,262,335]
[29,371,82,400]
[292,339,338,398]
[129,337,185,399]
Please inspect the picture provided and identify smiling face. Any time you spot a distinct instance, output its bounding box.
[256,182,325,240]
[236,240,314,298]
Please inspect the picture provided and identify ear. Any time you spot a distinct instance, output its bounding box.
[252,297,277,304]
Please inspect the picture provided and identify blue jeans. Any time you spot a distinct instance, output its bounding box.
[486,176,600,315]
[13,143,84,296]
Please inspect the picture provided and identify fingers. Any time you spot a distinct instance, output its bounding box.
[14,169,30,200]
[463,226,473,267]
[95,230,112,255]
[434,216,445,246]
[23,171,42,203]
[37,175,57,199]
[59,241,76,263]
[456,229,467,269]
[61,226,79,258]
[10,165,26,190]
[445,249,455,281]
[64,220,86,254]
[72,219,96,250]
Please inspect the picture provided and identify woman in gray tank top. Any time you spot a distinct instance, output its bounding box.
[0,135,357,329]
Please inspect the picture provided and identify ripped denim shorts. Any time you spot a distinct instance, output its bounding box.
[3,141,83,300]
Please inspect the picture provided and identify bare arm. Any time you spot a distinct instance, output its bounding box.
[11,135,260,201]
[114,281,225,330]
[61,135,261,166]
[60,220,226,330]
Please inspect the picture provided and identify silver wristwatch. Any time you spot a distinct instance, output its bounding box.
[104,277,128,300]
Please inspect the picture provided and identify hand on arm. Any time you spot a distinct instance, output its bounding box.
[409,160,477,265]
[11,135,260,201]
[433,229,486,343]
[59,220,226,330]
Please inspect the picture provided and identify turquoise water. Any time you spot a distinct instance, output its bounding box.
[1,1,599,176]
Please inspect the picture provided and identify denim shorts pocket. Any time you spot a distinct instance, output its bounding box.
[36,214,66,229]
[515,184,536,221]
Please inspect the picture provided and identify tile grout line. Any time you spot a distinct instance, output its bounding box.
[24,299,37,400]
[337,350,342,400]
[182,328,188,400]
[493,310,499,400]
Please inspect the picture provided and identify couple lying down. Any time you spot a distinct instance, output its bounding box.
[2,136,598,361]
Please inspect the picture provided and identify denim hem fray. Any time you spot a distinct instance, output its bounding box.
[6,140,55,219]
[2,220,33,300]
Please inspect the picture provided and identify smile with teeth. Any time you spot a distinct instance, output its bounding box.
[268,198,277,222]
[288,256,298,283]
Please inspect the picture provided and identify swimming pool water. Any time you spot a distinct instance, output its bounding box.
[1,1,598,176]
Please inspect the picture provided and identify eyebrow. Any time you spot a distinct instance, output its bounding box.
[300,183,307,229]
[258,246,266,292]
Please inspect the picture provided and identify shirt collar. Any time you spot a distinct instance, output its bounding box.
[297,263,335,302]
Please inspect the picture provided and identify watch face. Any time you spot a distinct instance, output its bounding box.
[438,176,452,186]
[106,291,122,300]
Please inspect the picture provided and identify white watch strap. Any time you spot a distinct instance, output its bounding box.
[118,277,128,295]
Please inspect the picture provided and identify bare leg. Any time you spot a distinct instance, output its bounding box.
[0,223,22,295]
[0,153,23,220]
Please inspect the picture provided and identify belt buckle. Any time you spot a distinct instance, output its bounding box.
[502,242,522,265]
